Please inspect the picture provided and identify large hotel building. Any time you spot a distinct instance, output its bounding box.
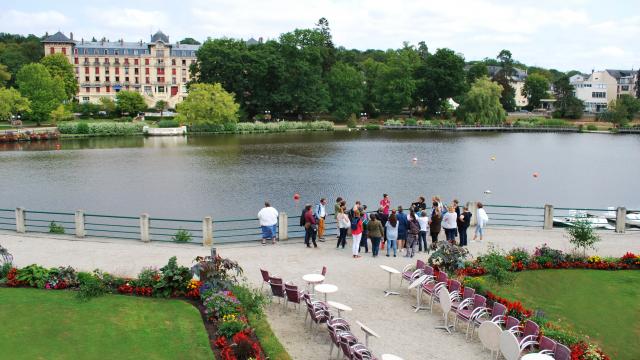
[42,31,199,108]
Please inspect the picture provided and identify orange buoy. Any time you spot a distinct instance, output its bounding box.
[293,193,300,201]
[533,172,539,178]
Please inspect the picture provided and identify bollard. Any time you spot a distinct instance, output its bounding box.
[278,212,288,241]
[467,202,478,226]
[140,213,150,242]
[203,216,213,247]
[543,204,554,230]
[615,207,626,233]
[15,207,25,233]
[75,210,86,238]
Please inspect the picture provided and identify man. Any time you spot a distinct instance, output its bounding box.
[411,196,427,212]
[334,197,343,239]
[257,202,278,245]
[379,194,390,216]
[315,198,328,241]
[303,204,318,248]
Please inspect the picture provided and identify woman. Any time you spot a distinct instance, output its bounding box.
[429,202,442,249]
[417,210,429,252]
[360,205,369,253]
[473,202,489,242]
[396,206,408,253]
[303,204,317,248]
[351,210,364,258]
[336,207,350,249]
[406,209,420,258]
[367,214,384,257]
[442,205,458,244]
[459,206,472,246]
[385,213,399,257]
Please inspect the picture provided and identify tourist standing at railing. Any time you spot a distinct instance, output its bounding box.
[459,206,472,246]
[406,209,420,258]
[367,213,384,257]
[385,213,399,257]
[376,207,389,246]
[350,210,363,258]
[411,196,427,213]
[453,199,462,230]
[303,204,318,248]
[359,205,369,253]
[473,202,489,242]
[257,202,279,245]
[314,198,327,242]
[442,205,458,244]
[417,210,429,252]
[336,206,350,249]
[334,197,343,238]
[429,203,442,249]
[379,194,391,216]
[396,206,408,253]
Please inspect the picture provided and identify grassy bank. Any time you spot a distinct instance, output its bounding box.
[484,270,640,360]
[0,288,213,360]
[248,313,292,360]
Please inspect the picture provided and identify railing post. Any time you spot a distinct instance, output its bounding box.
[203,216,213,247]
[466,202,477,226]
[615,207,626,233]
[278,212,288,241]
[140,213,150,242]
[15,207,25,233]
[543,204,554,230]
[75,209,86,238]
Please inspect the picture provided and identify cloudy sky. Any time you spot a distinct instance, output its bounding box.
[1,0,638,71]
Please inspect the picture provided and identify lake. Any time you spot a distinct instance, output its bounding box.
[1,131,639,220]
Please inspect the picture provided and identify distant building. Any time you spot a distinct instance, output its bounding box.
[570,69,638,113]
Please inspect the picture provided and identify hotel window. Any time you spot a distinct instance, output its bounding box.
[156,50,164,57]
[157,59,164,65]
[95,76,100,81]
[62,48,67,55]
[115,76,119,82]
[114,50,119,55]
[145,68,149,75]
[74,48,78,55]
[157,68,165,75]
[621,85,629,91]
[106,86,110,93]
[145,77,150,84]
[124,58,129,65]
[115,68,119,75]
[134,50,139,55]
[83,49,87,54]
[96,87,101,93]
[171,59,176,66]
[104,49,108,55]
[592,92,606,98]
[144,59,149,65]
[135,77,139,84]
[74,57,79,64]
[82,96,90,102]
[85,67,90,74]
[124,68,129,75]
[50,47,55,54]
[105,76,110,82]
[85,76,90,82]
[125,76,129,82]
[182,59,186,66]
[85,88,90,94]
[172,77,176,84]
[157,86,165,93]
[104,58,110,64]
[95,67,100,74]
[144,86,152,95]
[134,68,139,75]
[182,77,187,83]
[157,77,165,83]
[172,68,176,75]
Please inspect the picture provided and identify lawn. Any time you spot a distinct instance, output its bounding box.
[485,270,640,360]
[0,288,213,360]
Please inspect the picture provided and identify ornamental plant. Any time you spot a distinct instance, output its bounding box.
[155,256,191,298]
[48,221,65,234]
[427,241,469,274]
[192,254,243,292]
[203,290,242,320]
[172,229,193,243]
[16,264,50,288]
[566,218,601,256]
[478,245,514,285]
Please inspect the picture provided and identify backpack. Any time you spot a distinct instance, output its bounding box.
[409,219,420,234]
[299,209,306,227]
[350,217,359,231]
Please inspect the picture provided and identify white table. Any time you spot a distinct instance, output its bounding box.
[478,321,502,358]
[380,265,401,296]
[521,354,554,360]
[356,320,380,347]
[327,300,352,317]
[381,355,404,360]
[315,283,338,302]
[408,274,429,312]
[303,273,325,293]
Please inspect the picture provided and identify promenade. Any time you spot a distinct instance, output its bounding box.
[1,228,638,360]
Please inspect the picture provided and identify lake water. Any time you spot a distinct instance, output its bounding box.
[1,131,639,220]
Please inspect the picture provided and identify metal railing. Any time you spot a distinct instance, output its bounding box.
[0,203,635,246]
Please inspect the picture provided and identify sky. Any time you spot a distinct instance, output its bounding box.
[1,0,638,72]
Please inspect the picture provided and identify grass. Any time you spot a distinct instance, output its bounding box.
[248,312,292,360]
[0,288,213,360]
[485,270,640,360]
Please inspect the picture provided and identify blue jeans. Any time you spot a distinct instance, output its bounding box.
[371,237,381,256]
[444,228,457,242]
[459,226,468,246]
[418,231,427,251]
[386,239,397,256]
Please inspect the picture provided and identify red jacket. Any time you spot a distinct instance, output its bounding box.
[352,218,363,235]
[304,210,316,225]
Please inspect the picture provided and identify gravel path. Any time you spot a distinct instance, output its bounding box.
[2,228,638,360]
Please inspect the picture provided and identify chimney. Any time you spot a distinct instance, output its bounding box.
[259,37,263,43]
[81,38,84,45]
[70,32,74,40]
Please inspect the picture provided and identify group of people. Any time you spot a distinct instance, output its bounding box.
[257,195,489,258]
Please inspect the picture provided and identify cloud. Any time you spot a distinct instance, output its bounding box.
[599,46,626,57]
[88,8,169,31]
[0,10,68,35]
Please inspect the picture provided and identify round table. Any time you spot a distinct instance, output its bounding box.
[409,274,429,312]
[303,273,325,293]
[327,300,352,317]
[380,265,401,296]
[314,283,338,302]
[381,355,404,360]
[478,321,502,358]
[521,354,554,360]
[356,320,380,347]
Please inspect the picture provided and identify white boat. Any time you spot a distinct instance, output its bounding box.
[602,207,640,228]
[553,210,615,230]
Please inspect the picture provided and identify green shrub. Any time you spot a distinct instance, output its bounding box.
[157,119,179,128]
[479,246,514,284]
[231,284,267,318]
[217,319,248,339]
[76,272,108,301]
[49,222,65,234]
[136,267,161,288]
[57,121,146,136]
[384,119,403,126]
[507,248,530,265]
[0,262,12,280]
[155,256,191,298]
[363,124,380,130]
[16,264,50,288]
[462,276,487,294]
[586,124,598,131]
[172,229,193,243]
[404,118,417,126]
[346,114,357,128]
[77,122,90,134]
[537,118,572,127]
[566,218,601,256]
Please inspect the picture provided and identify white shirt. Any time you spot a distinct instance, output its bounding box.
[442,212,457,229]
[316,203,326,218]
[337,213,351,229]
[417,216,429,232]
[257,206,278,226]
[477,208,489,228]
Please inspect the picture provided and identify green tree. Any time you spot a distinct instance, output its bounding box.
[636,73,640,98]
[155,100,169,118]
[116,90,147,115]
[368,49,417,115]
[458,76,506,125]
[176,83,239,125]
[566,218,600,256]
[326,62,364,121]
[40,54,78,100]
[99,97,116,116]
[494,49,516,112]
[522,73,549,109]
[0,33,44,86]
[0,63,10,86]
[466,62,488,86]
[179,38,201,45]
[49,104,74,123]
[16,63,65,125]
[552,76,583,119]
[416,48,466,116]
[0,87,31,120]
[607,95,640,127]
